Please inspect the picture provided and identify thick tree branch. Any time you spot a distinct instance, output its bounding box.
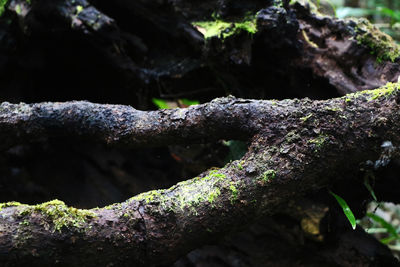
[1,83,400,266]
[0,98,263,150]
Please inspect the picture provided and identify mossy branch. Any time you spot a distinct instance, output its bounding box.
[2,83,400,265]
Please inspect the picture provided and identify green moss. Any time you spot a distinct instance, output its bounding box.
[261,170,276,183]
[206,169,227,179]
[173,170,227,211]
[192,15,257,40]
[300,114,313,122]
[15,4,21,15]
[308,134,328,150]
[367,82,399,100]
[207,188,221,204]
[343,82,400,102]
[0,201,22,211]
[237,160,245,170]
[19,219,29,226]
[130,169,233,214]
[0,0,32,16]
[229,182,239,203]
[19,200,96,233]
[76,5,83,15]
[355,18,400,63]
[140,190,163,204]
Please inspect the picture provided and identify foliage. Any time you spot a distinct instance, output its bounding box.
[330,191,357,230]
[364,174,377,201]
[335,0,400,41]
[152,98,170,109]
[152,98,199,109]
[359,201,400,258]
[180,99,199,106]
[0,0,8,16]
[366,213,399,244]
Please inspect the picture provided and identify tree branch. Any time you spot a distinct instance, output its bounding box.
[0,98,262,150]
[1,82,400,266]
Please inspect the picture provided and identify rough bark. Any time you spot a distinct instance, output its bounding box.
[1,83,400,266]
[1,0,400,266]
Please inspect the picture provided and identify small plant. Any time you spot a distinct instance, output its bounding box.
[364,174,377,202]
[152,98,170,109]
[366,212,399,244]
[152,98,199,109]
[0,0,8,16]
[330,191,357,230]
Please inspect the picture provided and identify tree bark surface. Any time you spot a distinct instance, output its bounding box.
[1,83,400,266]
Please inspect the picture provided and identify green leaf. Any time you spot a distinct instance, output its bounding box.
[380,235,397,245]
[364,176,377,201]
[377,7,400,23]
[179,98,199,106]
[329,191,357,230]
[366,213,398,239]
[152,98,170,109]
[0,0,8,16]
[365,227,389,234]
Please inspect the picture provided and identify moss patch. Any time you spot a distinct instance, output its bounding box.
[207,188,221,204]
[261,170,276,183]
[192,15,257,40]
[131,169,238,214]
[354,18,400,63]
[343,82,400,102]
[0,201,22,211]
[229,182,239,203]
[18,200,96,233]
[308,134,328,150]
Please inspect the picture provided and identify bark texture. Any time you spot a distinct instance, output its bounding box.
[1,83,400,266]
[1,0,400,266]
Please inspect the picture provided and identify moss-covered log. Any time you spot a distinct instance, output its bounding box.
[1,82,400,266]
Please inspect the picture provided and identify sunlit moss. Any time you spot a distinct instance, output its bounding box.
[130,169,235,214]
[18,200,96,233]
[343,82,400,102]
[229,182,239,203]
[0,201,22,211]
[192,15,257,40]
[300,114,313,122]
[261,170,276,183]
